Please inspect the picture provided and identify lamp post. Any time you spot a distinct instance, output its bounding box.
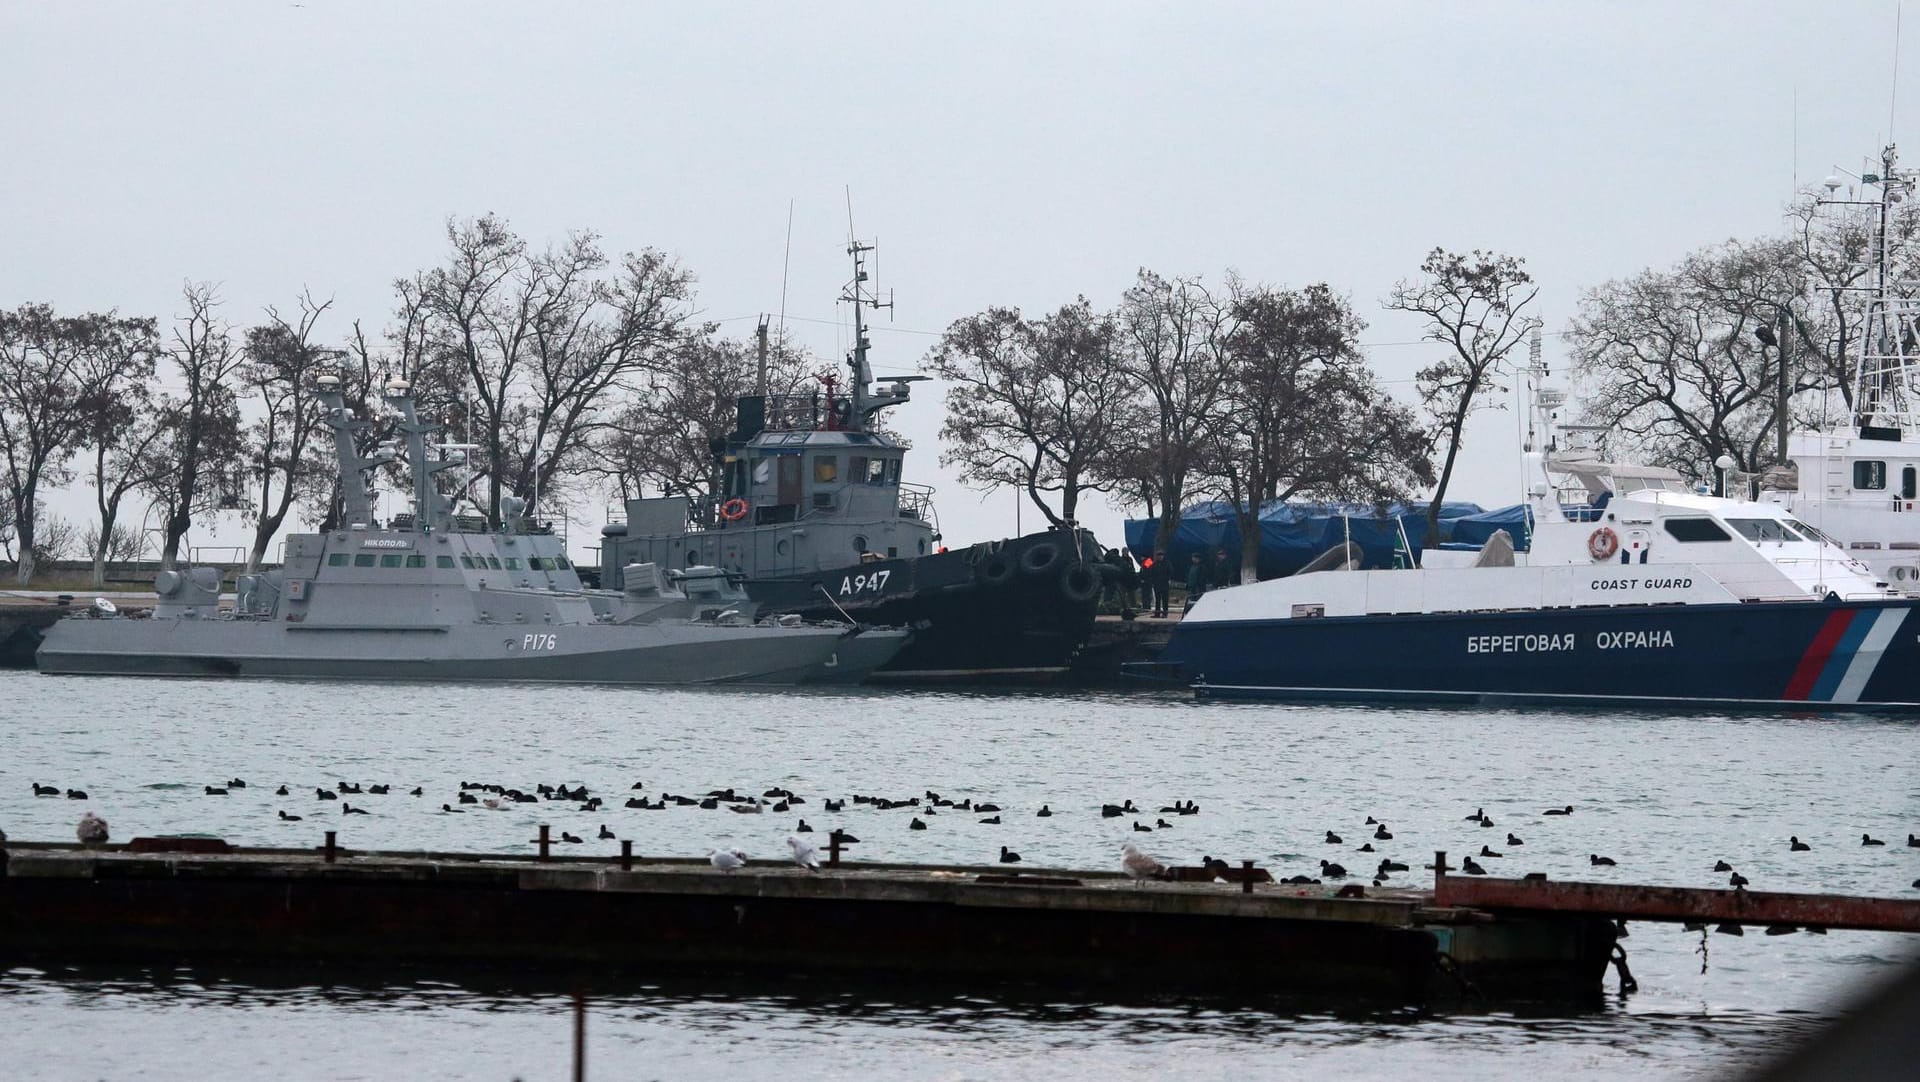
[1716,454,1737,499]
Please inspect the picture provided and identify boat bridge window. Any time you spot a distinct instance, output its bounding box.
[1725,518,1801,542]
[379,554,403,568]
[459,554,476,569]
[504,557,524,570]
[1663,517,1732,542]
[354,553,376,567]
[1906,466,1917,499]
[436,555,457,569]
[555,556,572,570]
[1788,519,1838,546]
[885,458,901,484]
[813,456,839,483]
[485,555,503,570]
[753,459,771,484]
[1855,460,1887,489]
[405,555,426,569]
[327,553,349,567]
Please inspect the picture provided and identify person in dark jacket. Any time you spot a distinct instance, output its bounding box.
[1184,552,1208,610]
[1212,548,1238,588]
[1143,549,1171,617]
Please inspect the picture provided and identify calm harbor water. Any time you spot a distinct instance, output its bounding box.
[1,670,1915,1080]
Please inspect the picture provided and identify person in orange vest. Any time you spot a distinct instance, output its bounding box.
[1143,549,1171,617]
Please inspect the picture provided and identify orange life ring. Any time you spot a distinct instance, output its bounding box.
[719,498,750,523]
[1587,526,1620,561]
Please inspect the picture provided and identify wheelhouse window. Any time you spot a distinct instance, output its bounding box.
[436,555,457,569]
[813,456,838,483]
[1855,460,1887,490]
[405,555,426,568]
[868,457,888,483]
[1905,466,1917,499]
[849,455,868,483]
[379,554,403,568]
[327,553,349,567]
[459,554,476,569]
[354,553,376,567]
[1788,519,1838,546]
[503,557,523,570]
[1663,517,1732,542]
[485,555,503,570]
[1724,518,1799,542]
[555,556,571,570]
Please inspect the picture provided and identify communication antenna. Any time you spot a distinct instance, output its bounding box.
[778,198,793,349]
[1892,1,1905,144]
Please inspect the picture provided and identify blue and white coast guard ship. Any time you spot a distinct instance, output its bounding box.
[1157,383,1920,711]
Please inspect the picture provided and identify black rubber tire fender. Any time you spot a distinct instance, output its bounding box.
[1018,542,1062,577]
[976,553,1017,588]
[1059,562,1101,603]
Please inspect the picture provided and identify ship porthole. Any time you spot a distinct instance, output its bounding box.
[777,539,790,556]
[852,534,868,553]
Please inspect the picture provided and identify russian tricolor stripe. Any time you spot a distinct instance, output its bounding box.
[1785,607,1911,703]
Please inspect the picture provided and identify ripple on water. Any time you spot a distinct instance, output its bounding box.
[1,672,1916,1080]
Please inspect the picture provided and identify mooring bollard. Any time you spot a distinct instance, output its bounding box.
[538,824,551,862]
[324,830,337,864]
[826,829,845,867]
[1434,850,1448,882]
[1242,859,1256,894]
[620,840,633,871]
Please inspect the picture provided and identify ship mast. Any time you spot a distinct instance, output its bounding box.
[839,240,893,433]
[1829,145,1920,434]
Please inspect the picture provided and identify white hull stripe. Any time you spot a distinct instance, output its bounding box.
[1830,608,1911,703]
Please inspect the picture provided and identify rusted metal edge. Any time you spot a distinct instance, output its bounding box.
[1435,874,1920,933]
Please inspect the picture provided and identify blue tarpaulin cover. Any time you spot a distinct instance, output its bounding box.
[1125,500,1530,579]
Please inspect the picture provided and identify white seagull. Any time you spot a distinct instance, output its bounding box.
[76,811,110,845]
[729,799,765,814]
[787,834,820,872]
[709,848,749,872]
[1121,842,1165,886]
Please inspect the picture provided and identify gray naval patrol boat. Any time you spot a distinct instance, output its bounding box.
[38,375,907,684]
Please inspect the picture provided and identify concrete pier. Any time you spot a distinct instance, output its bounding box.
[0,840,1614,1001]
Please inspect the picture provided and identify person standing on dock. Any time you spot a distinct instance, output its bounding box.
[1144,550,1171,617]
[1212,547,1238,588]
[1185,552,1208,611]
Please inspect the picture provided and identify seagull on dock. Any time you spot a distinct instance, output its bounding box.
[709,849,748,872]
[787,835,820,871]
[1120,842,1165,886]
[76,812,108,844]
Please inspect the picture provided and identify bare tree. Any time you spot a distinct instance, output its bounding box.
[240,291,338,571]
[1102,270,1231,556]
[81,519,147,571]
[1570,239,1808,485]
[401,215,699,527]
[32,510,79,567]
[594,329,811,506]
[0,304,158,584]
[929,298,1127,529]
[1385,248,1539,536]
[1199,282,1432,580]
[76,315,168,587]
[150,283,246,569]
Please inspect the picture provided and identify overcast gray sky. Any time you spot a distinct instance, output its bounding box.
[3,1,1913,559]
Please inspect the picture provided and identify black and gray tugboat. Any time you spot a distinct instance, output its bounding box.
[598,241,1102,681]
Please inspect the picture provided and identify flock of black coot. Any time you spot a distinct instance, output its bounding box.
[25,781,1920,893]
